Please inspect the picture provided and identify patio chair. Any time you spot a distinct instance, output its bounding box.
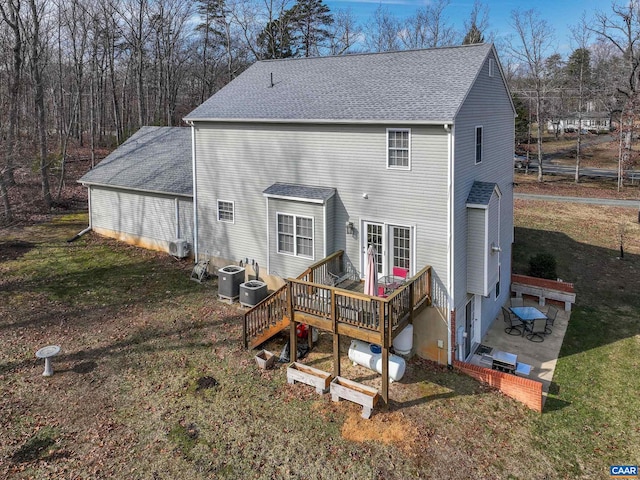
[502,307,523,336]
[545,305,559,334]
[510,297,524,308]
[525,318,546,342]
[392,266,409,281]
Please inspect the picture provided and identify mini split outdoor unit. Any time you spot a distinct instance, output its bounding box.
[168,238,189,258]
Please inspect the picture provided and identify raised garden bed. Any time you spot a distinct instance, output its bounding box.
[286,362,332,394]
[330,376,380,419]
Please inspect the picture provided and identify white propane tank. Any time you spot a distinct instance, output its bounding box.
[348,339,406,382]
[392,324,414,355]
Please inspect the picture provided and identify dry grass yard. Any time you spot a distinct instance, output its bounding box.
[1,174,639,478]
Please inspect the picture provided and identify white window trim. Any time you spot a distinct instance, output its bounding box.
[386,128,411,170]
[489,58,495,77]
[475,126,483,165]
[359,218,416,278]
[217,199,235,223]
[276,212,315,260]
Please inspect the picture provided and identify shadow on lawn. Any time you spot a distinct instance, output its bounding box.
[0,307,244,376]
[513,226,640,359]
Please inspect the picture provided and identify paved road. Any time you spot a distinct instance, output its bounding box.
[517,135,640,180]
[514,193,640,208]
[520,162,640,180]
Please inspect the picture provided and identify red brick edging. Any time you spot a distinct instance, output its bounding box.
[511,274,574,293]
[453,360,543,412]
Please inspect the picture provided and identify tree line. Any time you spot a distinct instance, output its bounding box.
[1,0,639,224]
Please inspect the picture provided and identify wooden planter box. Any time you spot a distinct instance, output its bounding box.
[286,362,332,394]
[254,350,275,370]
[330,376,380,419]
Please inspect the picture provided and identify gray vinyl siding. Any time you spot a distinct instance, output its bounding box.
[90,186,193,245]
[267,198,324,278]
[453,49,514,332]
[194,122,449,283]
[466,208,485,294]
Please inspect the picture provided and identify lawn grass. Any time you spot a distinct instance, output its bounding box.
[1,210,638,479]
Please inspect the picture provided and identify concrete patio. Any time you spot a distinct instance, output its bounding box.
[469,298,571,402]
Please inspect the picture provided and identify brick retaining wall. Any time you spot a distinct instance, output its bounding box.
[511,274,574,293]
[454,360,543,412]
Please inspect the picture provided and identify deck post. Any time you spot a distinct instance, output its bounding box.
[331,288,340,378]
[381,299,389,404]
[409,280,415,325]
[288,282,297,363]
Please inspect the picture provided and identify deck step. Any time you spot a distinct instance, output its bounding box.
[247,317,290,349]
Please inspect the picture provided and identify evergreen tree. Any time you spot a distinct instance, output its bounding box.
[462,23,484,45]
[288,0,333,57]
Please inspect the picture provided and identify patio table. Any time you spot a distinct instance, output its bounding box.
[378,275,405,295]
[510,306,547,337]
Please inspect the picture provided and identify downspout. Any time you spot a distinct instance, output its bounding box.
[265,197,270,274]
[174,197,180,239]
[445,123,455,366]
[323,201,328,259]
[67,185,92,242]
[190,122,198,261]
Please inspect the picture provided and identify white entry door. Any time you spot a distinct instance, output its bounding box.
[361,221,414,278]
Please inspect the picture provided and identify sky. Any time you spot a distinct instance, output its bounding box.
[323,0,606,56]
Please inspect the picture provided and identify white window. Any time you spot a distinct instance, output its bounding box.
[277,213,314,259]
[475,126,483,164]
[217,200,234,222]
[387,128,411,169]
[489,58,495,77]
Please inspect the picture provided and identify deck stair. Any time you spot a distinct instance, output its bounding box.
[243,250,432,403]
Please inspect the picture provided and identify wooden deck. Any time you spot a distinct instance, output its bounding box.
[243,251,432,403]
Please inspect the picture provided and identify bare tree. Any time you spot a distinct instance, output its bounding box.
[508,9,556,182]
[0,0,22,189]
[24,0,53,209]
[462,0,490,45]
[568,19,593,183]
[364,6,399,52]
[589,1,640,188]
[399,0,456,49]
[327,8,360,55]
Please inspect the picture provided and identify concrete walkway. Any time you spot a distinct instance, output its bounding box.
[469,298,571,402]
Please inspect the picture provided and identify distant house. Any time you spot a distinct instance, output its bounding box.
[547,112,612,133]
[183,43,516,365]
[79,126,193,256]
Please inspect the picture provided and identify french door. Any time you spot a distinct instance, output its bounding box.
[362,221,413,278]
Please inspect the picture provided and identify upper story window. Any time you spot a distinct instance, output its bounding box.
[489,58,495,77]
[387,128,411,169]
[217,200,234,223]
[277,213,314,259]
[475,126,483,164]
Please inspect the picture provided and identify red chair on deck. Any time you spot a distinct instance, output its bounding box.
[392,266,409,281]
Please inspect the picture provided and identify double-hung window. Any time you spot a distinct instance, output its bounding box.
[475,126,483,164]
[387,128,411,169]
[217,200,234,222]
[277,213,313,259]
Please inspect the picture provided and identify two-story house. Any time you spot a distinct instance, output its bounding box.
[184,43,515,367]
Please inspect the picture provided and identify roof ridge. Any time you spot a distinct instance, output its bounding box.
[257,43,492,64]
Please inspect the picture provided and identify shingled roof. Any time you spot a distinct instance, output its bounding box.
[79,126,192,196]
[466,181,499,207]
[184,43,494,124]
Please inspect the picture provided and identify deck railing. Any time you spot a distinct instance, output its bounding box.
[244,251,347,347]
[244,250,432,348]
